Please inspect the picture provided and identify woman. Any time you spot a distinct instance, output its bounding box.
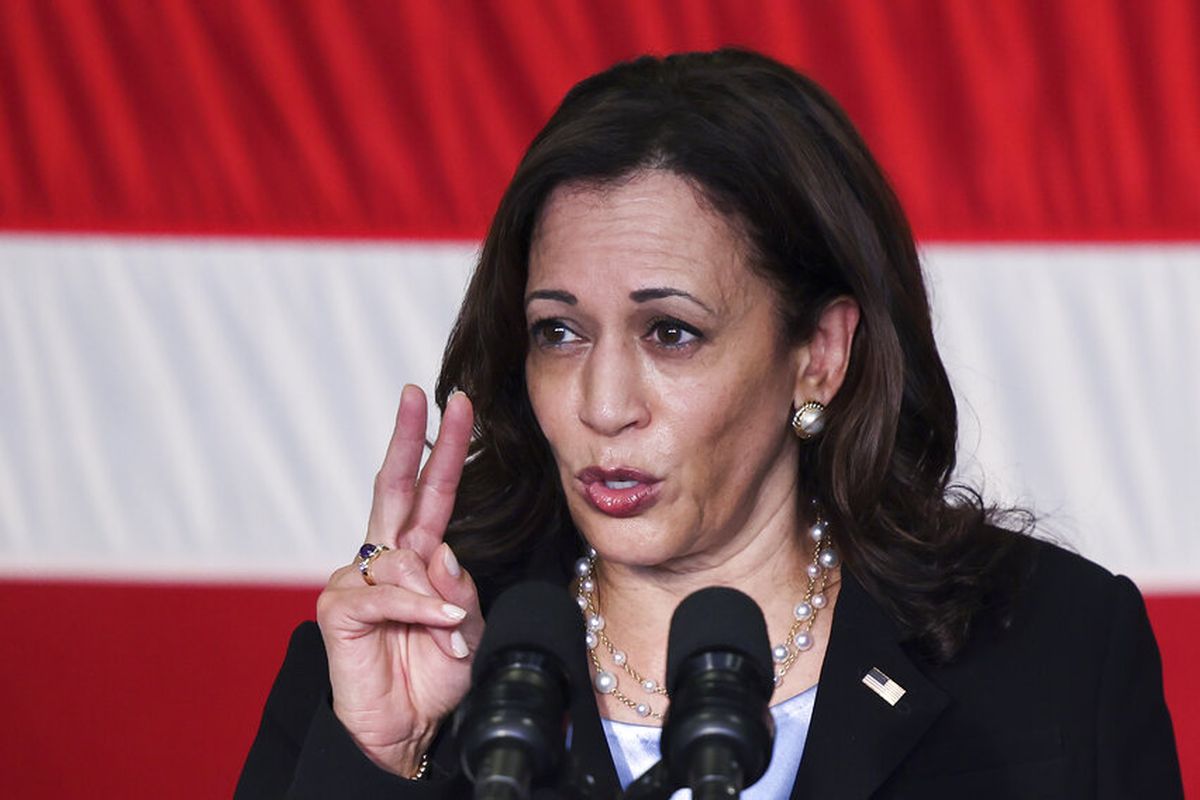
[237,49,1182,798]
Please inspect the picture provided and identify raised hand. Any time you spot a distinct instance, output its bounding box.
[315,385,482,776]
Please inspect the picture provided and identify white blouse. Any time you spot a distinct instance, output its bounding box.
[600,684,818,799]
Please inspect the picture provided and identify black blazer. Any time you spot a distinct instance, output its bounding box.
[236,540,1183,798]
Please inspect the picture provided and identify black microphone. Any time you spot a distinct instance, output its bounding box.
[455,581,589,800]
[659,587,775,800]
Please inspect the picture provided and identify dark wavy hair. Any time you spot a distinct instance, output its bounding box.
[435,48,1031,662]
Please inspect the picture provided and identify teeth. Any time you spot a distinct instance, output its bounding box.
[604,479,638,490]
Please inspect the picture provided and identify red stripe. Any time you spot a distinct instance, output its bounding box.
[0,580,1195,797]
[1145,593,1200,796]
[0,0,1196,241]
[0,581,319,798]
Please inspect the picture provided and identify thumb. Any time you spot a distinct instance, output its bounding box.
[429,542,485,650]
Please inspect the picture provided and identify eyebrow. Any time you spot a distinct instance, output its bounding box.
[525,289,577,306]
[629,287,714,314]
[524,286,714,314]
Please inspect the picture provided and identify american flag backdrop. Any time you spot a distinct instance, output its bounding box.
[0,1,1197,796]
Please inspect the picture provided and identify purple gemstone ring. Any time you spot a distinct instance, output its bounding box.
[356,543,390,585]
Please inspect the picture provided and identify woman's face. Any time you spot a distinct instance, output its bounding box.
[523,170,815,570]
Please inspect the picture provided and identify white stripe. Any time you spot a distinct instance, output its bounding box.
[926,244,1200,590]
[1,235,1197,587]
[0,234,475,581]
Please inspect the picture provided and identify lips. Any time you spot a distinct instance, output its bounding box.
[576,466,662,518]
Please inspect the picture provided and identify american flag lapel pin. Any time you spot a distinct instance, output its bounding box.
[862,667,906,706]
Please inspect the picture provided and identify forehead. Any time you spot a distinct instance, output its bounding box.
[527,171,755,300]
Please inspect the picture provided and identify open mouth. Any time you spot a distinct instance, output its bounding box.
[576,467,662,517]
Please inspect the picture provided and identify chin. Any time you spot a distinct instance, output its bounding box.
[576,514,690,568]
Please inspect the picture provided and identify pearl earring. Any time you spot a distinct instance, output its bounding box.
[791,401,826,439]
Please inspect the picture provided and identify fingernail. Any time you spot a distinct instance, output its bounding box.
[442,603,467,621]
[442,544,462,578]
[450,630,469,659]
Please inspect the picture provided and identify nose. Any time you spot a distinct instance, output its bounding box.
[578,338,650,436]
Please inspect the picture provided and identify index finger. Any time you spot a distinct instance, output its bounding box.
[400,390,474,558]
[367,384,429,549]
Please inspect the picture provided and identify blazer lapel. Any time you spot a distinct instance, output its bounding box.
[520,540,623,799]
[563,680,622,799]
[790,571,949,799]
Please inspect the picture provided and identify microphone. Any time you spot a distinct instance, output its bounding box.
[659,587,775,800]
[455,581,589,800]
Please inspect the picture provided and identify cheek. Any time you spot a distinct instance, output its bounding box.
[525,357,571,454]
[654,391,737,480]
[662,352,789,439]
[663,365,793,490]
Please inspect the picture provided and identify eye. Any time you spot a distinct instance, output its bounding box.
[530,318,582,347]
[647,317,702,348]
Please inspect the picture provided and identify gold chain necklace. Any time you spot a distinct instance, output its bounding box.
[573,515,838,720]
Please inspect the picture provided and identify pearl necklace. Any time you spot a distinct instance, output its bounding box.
[573,516,839,720]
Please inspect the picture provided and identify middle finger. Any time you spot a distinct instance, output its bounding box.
[402,390,474,558]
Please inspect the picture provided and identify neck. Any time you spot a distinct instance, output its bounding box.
[597,525,811,637]
[599,472,812,597]
[579,503,840,723]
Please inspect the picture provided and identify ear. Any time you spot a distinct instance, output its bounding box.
[792,296,860,406]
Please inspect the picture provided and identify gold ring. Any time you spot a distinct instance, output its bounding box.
[356,543,390,586]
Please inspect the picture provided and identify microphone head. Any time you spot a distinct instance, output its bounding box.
[460,582,589,791]
[472,580,590,694]
[665,586,773,697]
